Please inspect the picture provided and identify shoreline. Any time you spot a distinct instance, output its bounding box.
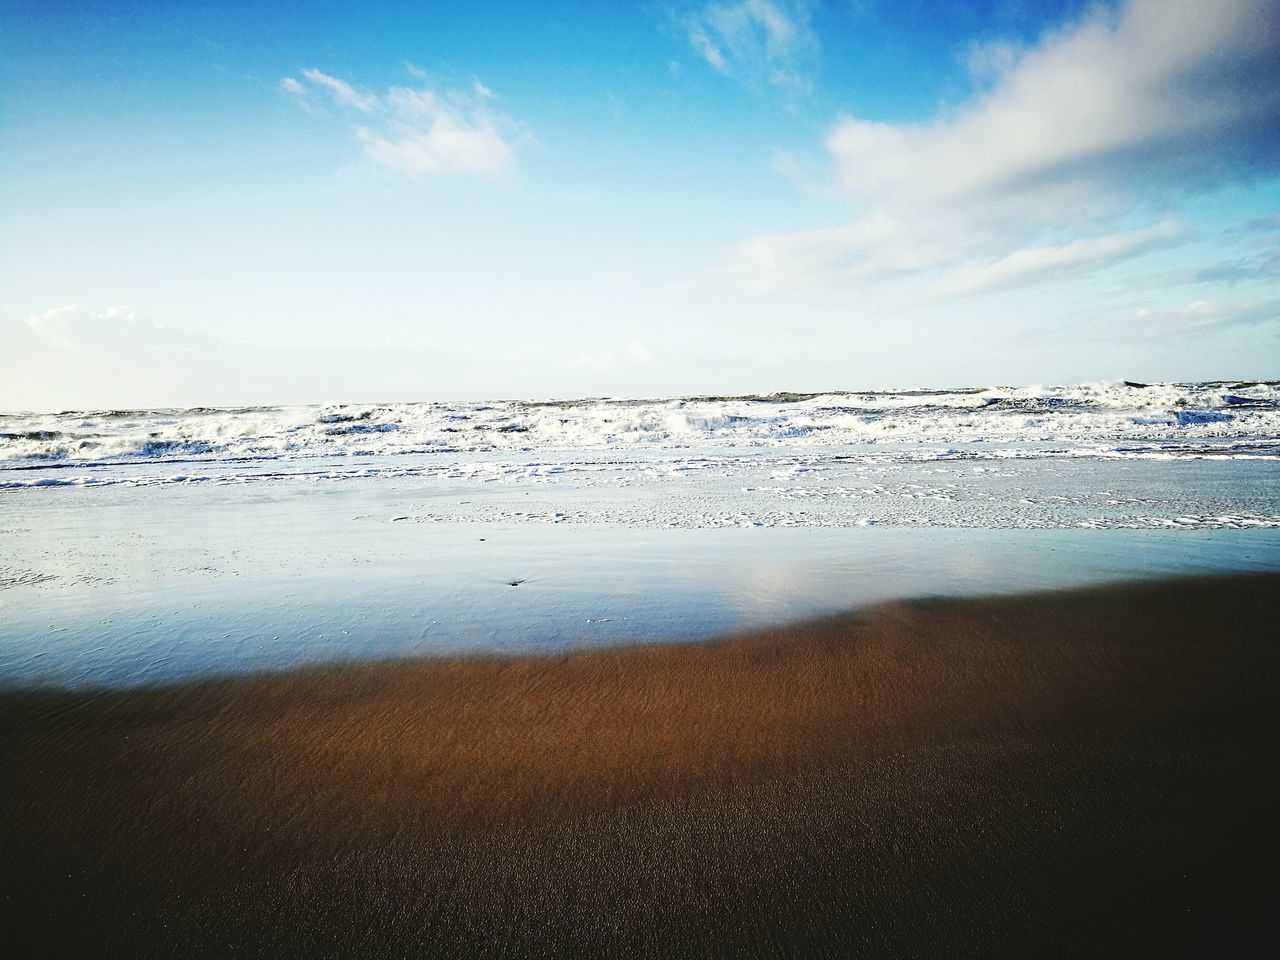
[4,573,1277,956]
[8,514,1280,690]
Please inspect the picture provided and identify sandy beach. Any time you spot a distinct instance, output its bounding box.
[3,572,1275,957]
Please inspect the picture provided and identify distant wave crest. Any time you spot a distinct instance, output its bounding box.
[2,381,1277,477]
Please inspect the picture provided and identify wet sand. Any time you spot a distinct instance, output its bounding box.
[2,573,1276,957]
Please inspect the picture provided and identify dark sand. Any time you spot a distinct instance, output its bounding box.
[2,574,1277,958]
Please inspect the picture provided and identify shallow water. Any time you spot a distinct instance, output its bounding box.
[4,472,1280,688]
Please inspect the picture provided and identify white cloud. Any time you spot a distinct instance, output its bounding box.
[25,305,185,351]
[724,0,1280,300]
[726,208,999,297]
[826,0,1278,208]
[358,85,515,179]
[298,68,379,112]
[8,306,247,409]
[5,307,468,409]
[682,0,817,97]
[923,222,1187,302]
[283,69,524,179]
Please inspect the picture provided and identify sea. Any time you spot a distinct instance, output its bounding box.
[3,380,1279,687]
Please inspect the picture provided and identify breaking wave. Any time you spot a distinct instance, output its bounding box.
[2,381,1277,483]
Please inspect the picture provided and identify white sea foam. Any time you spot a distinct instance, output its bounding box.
[2,382,1278,530]
[2,381,1277,467]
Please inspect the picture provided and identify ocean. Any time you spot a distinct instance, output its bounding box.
[4,380,1279,687]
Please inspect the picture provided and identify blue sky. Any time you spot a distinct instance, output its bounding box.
[2,0,1277,408]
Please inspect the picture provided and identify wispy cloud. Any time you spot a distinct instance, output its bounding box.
[1112,299,1280,339]
[298,68,379,112]
[8,306,465,408]
[564,340,657,372]
[1192,254,1280,287]
[1229,213,1280,237]
[357,83,516,179]
[922,223,1187,302]
[24,305,188,351]
[721,0,1280,300]
[681,0,817,97]
[280,69,526,179]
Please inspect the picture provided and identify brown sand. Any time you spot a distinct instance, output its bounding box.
[2,573,1276,957]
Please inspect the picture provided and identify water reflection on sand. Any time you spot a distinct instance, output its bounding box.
[3,478,1279,688]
